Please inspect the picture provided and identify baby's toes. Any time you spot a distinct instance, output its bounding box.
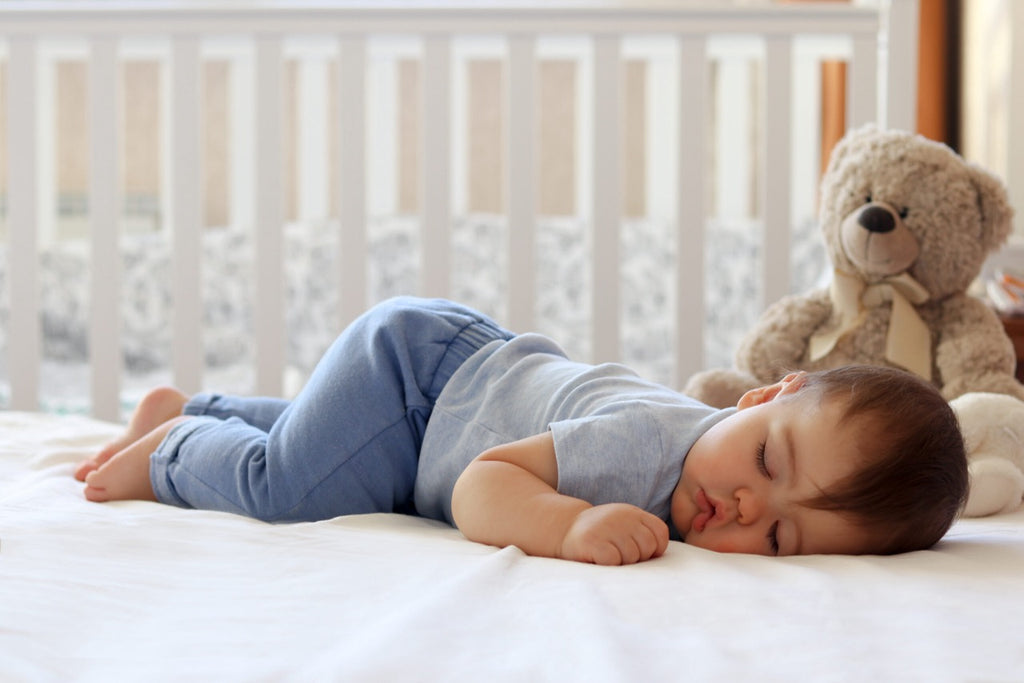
[82,471,111,501]
[75,442,127,481]
[74,458,100,482]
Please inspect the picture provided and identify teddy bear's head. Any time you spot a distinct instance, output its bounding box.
[818,125,1013,300]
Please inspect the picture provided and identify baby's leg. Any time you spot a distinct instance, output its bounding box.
[74,386,188,482]
[83,416,191,502]
[143,298,510,521]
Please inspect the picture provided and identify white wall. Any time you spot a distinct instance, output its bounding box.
[962,0,1024,263]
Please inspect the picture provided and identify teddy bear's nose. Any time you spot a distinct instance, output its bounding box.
[858,205,896,233]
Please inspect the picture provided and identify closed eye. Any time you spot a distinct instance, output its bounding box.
[755,440,771,479]
[767,521,780,555]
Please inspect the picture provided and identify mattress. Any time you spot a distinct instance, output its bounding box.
[2,410,1022,681]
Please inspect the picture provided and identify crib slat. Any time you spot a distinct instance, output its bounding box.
[254,35,285,396]
[849,33,878,128]
[762,35,792,311]
[297,58,330,221]
[885,0,919,131]
[6,38,41,411]
[506,35,536,332]
[791,47,821,223]
[421,37,452,299]
[715,59,753,222]
[338,36,368,329]
[88,37,122,421]
[170,36,203,394]
[591,36,621,364]
[675,36,708,387]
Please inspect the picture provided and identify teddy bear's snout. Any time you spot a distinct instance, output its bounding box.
[857,205,896,234]
[839,202,919,277]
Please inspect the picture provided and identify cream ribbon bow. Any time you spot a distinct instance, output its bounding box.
[808,269,932,380]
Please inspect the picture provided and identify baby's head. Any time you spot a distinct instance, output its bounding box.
[674,365,967,556]
[793,365,967,554]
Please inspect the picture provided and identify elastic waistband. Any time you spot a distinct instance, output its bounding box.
[429,316,514,399]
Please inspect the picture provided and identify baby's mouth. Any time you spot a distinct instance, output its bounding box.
[692,489,717,533]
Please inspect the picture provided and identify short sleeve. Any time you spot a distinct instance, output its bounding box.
[549,403,682,520]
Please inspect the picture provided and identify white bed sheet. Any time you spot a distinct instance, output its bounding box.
[2,410,1023,682]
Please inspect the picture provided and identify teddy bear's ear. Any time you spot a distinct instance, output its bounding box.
[824,123,881,176]
[968,162,1014,249]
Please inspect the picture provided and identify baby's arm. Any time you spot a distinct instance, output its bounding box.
[451,432,669,565]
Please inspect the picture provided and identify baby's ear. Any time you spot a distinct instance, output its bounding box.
[778,372,808,394]
[737,386,771,409]
[738,372,807,409]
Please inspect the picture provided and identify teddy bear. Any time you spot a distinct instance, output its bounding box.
[684,124,1024,408]
[951,392,1024,517]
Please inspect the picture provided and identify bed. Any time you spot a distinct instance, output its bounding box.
[4,409,1024,679]
[3,1,1024,679]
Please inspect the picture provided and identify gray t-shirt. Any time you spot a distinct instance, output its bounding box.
[415,333,734,535]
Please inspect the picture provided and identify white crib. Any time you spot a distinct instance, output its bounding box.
[0,0,919,420]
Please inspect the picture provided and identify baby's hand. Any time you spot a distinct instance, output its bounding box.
[559,503,669,565]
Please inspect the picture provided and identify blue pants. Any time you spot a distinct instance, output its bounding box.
[150,297,513,522]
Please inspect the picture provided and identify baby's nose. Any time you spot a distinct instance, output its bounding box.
[735,488,763,525]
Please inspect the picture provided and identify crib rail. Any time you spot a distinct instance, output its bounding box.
[1,0,918,420]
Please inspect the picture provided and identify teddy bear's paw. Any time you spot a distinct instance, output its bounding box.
[964,458,1024,517]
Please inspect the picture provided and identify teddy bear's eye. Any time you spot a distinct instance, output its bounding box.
[899,207,909,219]
[865,194,873,203]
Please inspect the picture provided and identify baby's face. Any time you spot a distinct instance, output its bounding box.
[673,374,872,556]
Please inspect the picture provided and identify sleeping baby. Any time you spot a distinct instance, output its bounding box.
[75,297,967,563]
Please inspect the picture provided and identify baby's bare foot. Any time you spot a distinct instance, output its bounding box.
[83,416,190,502]
[75,386,189,481]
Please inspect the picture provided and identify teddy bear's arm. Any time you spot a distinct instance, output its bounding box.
[734,289,832,382]
[935,295,1024,400]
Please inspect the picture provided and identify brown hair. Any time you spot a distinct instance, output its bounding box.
[792,365,967,554]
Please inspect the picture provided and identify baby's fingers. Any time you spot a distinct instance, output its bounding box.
[617,514,668,564]
[589,542,626,566]
[582,506,669,565]
[636,513,670,560]
[591,524,661,566]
